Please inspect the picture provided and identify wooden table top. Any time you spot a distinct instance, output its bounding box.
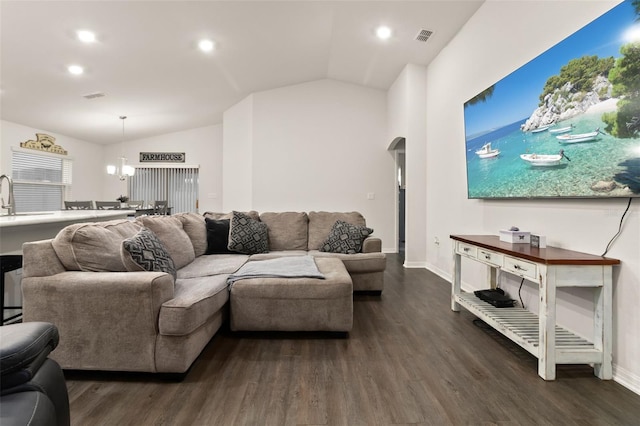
[450,235,620,266]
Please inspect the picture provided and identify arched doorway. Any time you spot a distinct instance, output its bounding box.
[388,137,405,258]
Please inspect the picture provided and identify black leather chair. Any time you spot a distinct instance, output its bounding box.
[0,322,70,426]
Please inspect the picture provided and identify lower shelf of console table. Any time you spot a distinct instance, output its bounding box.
[455,292,601,364]
[450,235,620,381]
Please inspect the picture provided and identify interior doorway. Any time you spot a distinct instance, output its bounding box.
[388,137,406,259]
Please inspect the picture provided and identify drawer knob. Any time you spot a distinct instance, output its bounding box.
[514,264,528,271]
[463,247,470,252]
[484,254,491,260]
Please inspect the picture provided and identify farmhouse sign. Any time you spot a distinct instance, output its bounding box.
[139,152,185,163]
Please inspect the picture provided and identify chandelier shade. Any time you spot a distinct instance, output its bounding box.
[107,116,135,180]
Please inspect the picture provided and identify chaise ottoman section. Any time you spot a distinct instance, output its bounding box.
[229,257,353,332]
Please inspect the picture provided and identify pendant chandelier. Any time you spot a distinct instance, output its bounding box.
[106,115,135,180]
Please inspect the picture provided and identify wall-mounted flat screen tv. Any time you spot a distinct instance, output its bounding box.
[463,0,640,199]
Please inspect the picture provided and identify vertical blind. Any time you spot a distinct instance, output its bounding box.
[11,150,72,212]
[128,167,199,213]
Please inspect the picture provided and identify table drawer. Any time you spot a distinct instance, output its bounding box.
[456,241,477,259]
[477,249,503,267]
[503,256,537,280]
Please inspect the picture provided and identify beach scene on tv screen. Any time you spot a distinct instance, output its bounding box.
[463,0,640,199]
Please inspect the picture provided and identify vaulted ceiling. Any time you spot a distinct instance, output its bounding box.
[1,1,483,144]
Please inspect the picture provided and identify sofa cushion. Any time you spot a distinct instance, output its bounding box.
[259,212,308,251]
[309,250,387,273]
[159,274,230,336]
[203,210,260,221]
[121,228,177,279]
[248,250,308,261]
[229,257,352,299]
[320,220,373,254]
[135,216,195,269]
[52,219,143,272]
[307,212,367,251]
[204,218,233,254]
[175,212,207,257]
[228,211,269,254]
[177,253,249,279]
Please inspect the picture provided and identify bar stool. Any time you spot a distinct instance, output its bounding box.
[1,254,23,324]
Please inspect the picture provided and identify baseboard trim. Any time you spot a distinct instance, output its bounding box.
[613,363,640,396]
[403,261,427,268]
[425,263,450,282]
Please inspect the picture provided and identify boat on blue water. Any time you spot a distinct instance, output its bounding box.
[530,124,552,133]
[548,124,574,134]
[520,149,570,167]
[556,128,600,144]
[475,142,500,158]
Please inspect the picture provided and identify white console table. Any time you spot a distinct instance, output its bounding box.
[450,235,620,381]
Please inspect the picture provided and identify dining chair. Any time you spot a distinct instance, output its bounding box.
[127,200,144,209]
[64,201,93,210]
[95,201,121,210]
[154,200,168,215]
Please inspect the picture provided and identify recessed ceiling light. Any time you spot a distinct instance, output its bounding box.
[77,30,96,43]
[68,65,84,75]
[198,39,215,52]
[376,26,392,40]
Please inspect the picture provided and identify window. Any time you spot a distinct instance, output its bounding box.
[11,149,72,212]
[128,166,199,213]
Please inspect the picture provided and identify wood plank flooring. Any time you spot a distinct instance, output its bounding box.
[64,254,640,425]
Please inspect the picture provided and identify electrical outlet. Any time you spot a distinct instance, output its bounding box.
[366,192,375,200]
[434,237,440,245]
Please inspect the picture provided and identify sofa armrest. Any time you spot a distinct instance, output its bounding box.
[362,236,382,253]
[22,271,174,372]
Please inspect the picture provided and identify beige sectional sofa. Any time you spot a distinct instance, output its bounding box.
[21,211,386,374]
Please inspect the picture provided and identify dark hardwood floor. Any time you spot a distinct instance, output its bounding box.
[65,254,640,425]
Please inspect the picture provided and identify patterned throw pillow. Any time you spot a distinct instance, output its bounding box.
[122,228,176,279]
[320,220,374,254]
[227,211,269,254]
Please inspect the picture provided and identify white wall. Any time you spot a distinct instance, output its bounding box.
[425,0,640,392]
[103,124,224,213]
[387,64,428,266]
[223,79,395,250]
[222,95,254,211]
[1,120,105,202]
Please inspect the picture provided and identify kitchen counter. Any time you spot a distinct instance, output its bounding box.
[0,210,129,254]
[0,210,128,228]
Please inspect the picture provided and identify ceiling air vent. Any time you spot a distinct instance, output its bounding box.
[415,29,434,43]
[82,92,105,100]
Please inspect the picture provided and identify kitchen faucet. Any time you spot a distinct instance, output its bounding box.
[0,174,16,215]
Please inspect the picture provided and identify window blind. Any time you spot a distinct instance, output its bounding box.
[128,166,199,213]
[11,150,72,212]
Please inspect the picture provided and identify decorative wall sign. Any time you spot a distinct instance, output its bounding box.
[20,133,67,155]
[139,152,185,163]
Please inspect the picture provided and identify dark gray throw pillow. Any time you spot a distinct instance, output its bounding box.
[320,220,373,254]
[205,218,233,254]
[123,228,176,278]
[228,211,269,254]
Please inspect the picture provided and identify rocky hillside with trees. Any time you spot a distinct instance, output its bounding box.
[602,42,640,138]
[521,55,615,131]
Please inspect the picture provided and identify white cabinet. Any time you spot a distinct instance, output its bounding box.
[451,235,619,381]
